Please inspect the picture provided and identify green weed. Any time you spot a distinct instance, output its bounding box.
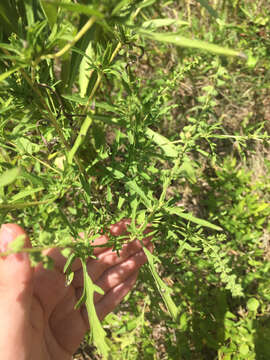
[0,1,270,359]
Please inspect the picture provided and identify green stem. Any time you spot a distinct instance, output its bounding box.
[83,42,122,114]
[20,69,70,150]
[83,71,102,114]
[47,16,97,60]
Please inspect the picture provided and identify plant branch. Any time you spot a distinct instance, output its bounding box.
[47,16,97,59]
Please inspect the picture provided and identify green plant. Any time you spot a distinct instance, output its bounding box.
[1,1,270,359]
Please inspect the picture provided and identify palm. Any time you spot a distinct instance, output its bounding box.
[0,220,152,359]
[29,264,86,359]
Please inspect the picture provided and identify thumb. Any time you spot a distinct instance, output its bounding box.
[0,224,34,349]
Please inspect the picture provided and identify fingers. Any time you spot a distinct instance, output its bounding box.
[77,241,153,326]
[0,224,34,355]
[72,235,152,288]
[44,221,126,272]
[93,248,149,303]
[109,218,131,236]
[96,271,139,321]
[46,219,152,274]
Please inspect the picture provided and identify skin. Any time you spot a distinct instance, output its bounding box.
[0,220,153,360]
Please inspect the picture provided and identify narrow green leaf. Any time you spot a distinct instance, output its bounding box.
[79,42,94,97]
[20,171,45,186]
[144,247,179,321]
[74,286,86,310]
[58,207,78,239]
[140,30,245,58]
[67,115,92,164]
[62,94,88,105]
[179,156,197,183]
[112,0,132,16]
[167,207,222,231]
[68,25,96,91]
[63,253,76,274]
[0,66,22,83]
[145,127,178,158]
[10,187,44,202]
[24,0,35,26]
[15,137,41,155]
[95,101,118,113]
[139,0,158,9]
[0,2,19,35]
[126,180,152,208]
[0,197,57,210]
[0,168,20,187]
[65,271,74,286]
[79,174,92,201]
[142,18,188,29]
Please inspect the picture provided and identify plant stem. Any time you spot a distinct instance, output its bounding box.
[83,71,102,114]
[48,16,97,59]
[83,41,122,114]
[20,69,70,150]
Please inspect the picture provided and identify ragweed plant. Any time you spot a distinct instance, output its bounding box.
[0,1,269,359]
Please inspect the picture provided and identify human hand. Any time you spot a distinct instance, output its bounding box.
[0,220,152,359]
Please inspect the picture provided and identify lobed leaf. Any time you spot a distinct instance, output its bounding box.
[80,260,109,358]
[126,180,152,208]
[145,127,178,158]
